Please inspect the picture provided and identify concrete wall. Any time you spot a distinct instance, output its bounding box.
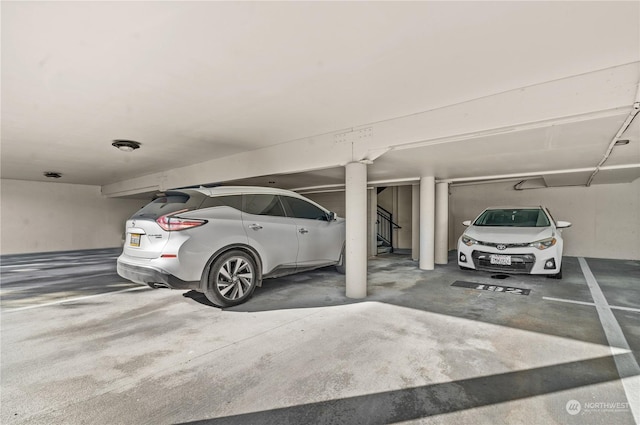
[310,187,414,250]
[1,179,144,255]
[449,179,640,260]
[395,186,413,250]
[6,177,635,259]
[308,179,640,260]
[304,191,345,218]
[376,186,413,250]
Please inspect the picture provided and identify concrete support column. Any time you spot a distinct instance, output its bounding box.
[435,182,449,264]
[419,176,435,270]
[368,187,378,257]
[411,184,420,261]
[345,162,368,299]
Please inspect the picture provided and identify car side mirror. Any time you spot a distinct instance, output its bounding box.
[327,212,337,221]
[462,220,471,227]
[556,221,572,229]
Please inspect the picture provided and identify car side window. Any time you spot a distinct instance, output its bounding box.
[282,196,327,220]
[199,195,242,211]
[242,194,286,217]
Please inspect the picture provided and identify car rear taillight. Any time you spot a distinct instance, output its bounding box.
[156,213,207,231]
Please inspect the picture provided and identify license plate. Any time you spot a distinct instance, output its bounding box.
[130,233,141,247]
[490,254,511,266]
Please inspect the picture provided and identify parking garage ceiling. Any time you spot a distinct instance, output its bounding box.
[2,2,639,194]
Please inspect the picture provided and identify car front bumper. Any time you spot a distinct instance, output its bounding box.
[457,243,561,275]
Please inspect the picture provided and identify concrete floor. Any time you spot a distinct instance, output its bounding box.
[1,249,638,424]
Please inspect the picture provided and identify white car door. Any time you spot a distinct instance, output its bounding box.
[241,194,298,275]
[280,196,344,268]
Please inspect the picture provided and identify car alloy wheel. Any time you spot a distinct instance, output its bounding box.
[205,250,258,307]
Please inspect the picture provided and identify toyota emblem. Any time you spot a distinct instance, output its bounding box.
[497,244,507,250]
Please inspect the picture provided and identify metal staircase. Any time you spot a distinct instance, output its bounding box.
[377,205,401,254]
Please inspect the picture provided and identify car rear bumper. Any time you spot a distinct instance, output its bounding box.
[117,258,199,290]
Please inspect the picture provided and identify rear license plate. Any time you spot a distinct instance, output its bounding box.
[130,234,141,247]
[490,255,511,266]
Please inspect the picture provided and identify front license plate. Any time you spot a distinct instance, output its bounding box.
[130,233,141,247]
[490,254,511,266]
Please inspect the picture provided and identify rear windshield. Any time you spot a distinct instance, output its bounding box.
[131,191,206,219]
[473,208,550,227]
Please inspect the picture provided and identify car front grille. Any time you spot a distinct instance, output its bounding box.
[478,241,530,248]
[471,251,535,273]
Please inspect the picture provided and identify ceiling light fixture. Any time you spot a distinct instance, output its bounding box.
[614,139,630,146]
[112,139,141,152]
[43,171,62,179]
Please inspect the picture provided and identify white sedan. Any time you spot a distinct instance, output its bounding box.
[457,206,571,279]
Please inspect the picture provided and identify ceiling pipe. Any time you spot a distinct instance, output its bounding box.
[290,183,346,192]
[438,167,596,185]
[586,82,640,187]
[514,180,584,191]
[288,162,640,194]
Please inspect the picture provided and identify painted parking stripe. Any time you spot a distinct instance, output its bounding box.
[1,286,150,313]
[451,281,530,295]
[578,257,639,424]
[543,296,640,313]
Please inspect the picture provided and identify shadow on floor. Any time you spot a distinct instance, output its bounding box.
[177,353,635,425]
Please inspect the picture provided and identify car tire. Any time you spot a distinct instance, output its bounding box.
[204,250,259,307]
[335,246,346,274]
[547,267,563,280]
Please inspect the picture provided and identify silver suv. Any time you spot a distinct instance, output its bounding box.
[117,186,346,307]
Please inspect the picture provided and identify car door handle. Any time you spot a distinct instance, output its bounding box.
[248,224,263,231]
[299,228,309,234]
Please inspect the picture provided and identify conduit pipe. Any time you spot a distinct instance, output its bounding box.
[586,82,640,187]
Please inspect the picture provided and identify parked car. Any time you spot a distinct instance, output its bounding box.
[457,206,571,278]
[117,186,346,307]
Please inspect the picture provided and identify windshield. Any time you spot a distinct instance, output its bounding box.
[473,208,550,227]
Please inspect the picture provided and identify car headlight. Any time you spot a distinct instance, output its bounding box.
[528,237,557,250]
[461,235,478,246]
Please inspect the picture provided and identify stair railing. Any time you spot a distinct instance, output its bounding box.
[377,206,402,253]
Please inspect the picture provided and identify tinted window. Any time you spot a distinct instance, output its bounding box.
[243,194,286,217]
[132,191,206,219]
[200,195,242,211]
[473,208,550,227]
[282,196,327,220]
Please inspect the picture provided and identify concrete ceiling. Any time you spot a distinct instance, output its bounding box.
[2,1,639,194]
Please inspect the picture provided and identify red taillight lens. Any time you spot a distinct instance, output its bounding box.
[156,214,207,231]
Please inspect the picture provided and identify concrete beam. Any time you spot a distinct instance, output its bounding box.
[102,63,638,197]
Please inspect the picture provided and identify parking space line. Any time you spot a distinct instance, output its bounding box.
[543,296,640,313]
[1,286,150,313]
[578,257,639,424]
